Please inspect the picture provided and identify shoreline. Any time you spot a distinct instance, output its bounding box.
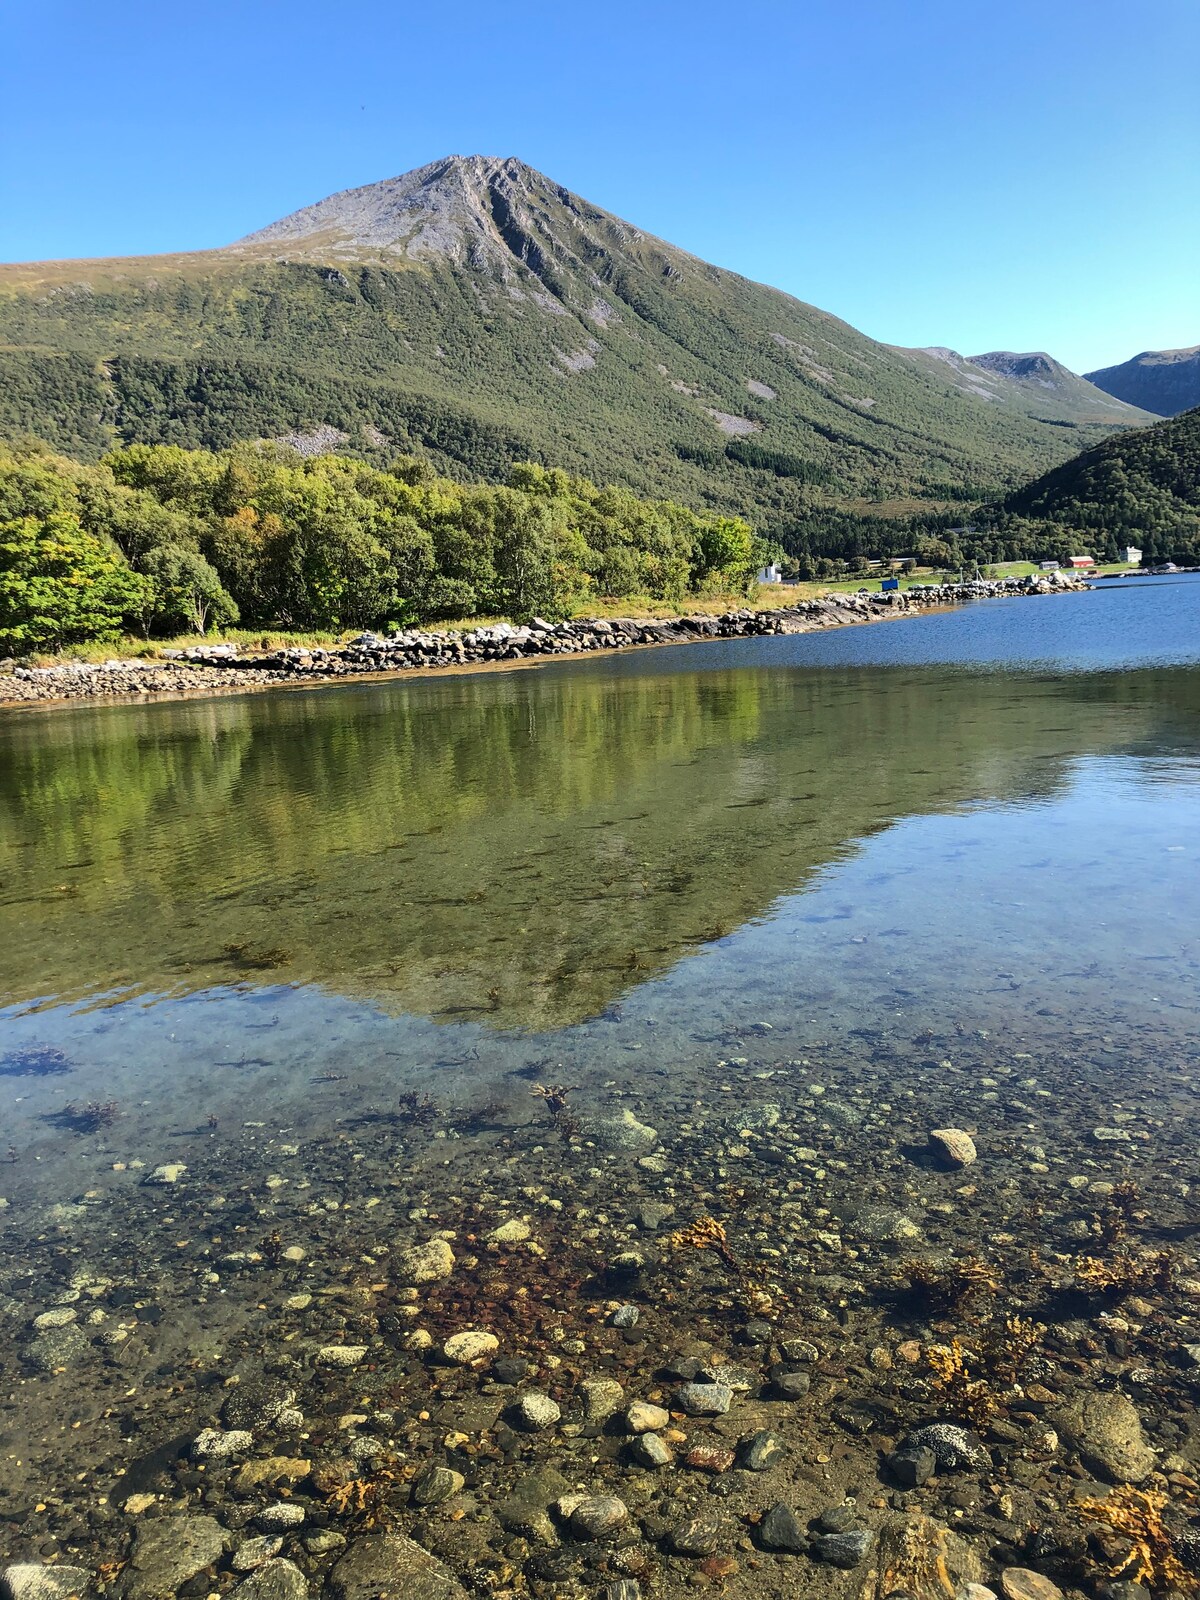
[0,574,1082,714]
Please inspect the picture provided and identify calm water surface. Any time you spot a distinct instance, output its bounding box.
[0,574,1198,1571]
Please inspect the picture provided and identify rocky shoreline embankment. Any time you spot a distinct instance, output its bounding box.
[0,574,1082,709]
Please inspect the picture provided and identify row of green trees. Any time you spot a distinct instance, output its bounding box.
[0,441,770,654]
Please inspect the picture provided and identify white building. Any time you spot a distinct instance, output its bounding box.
[757,562,783,584]
[1122,547,1143,566]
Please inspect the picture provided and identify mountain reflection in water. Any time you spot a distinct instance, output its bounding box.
[2,620,1198,1029]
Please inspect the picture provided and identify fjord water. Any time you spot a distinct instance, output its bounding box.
[1,576,1199,1565]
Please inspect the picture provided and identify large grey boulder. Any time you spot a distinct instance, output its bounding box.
[125,1516,226,1599]
[1052,1392,1156,1483]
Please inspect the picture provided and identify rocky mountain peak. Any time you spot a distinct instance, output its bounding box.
[968,351,1061,383]
[230,154,641,284]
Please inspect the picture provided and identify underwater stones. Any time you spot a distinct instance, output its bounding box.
[1,1567,93,1600]
[759,1502,807,1553]
[222,1381,297,1431]
[587,1109,658,1152]
[907,1424,989,1471]
[774,1371,811,1400]
[31,1308,76,1330]
[126,1515,226,1599]
[486,1217,531,1244]
[858,1512,986,1600]
[397,1237,455,1284]
[741,1429,784,1471]
[669,1512,725,1557]
[1052,1392,1156,1483]
[492,1355,530,1385]
[684,1445,737,1473]
[887,1442,937,1487]
[143,1164,186,1185]
[779,1337,820,1361]
[635,1201,674,1231]
[846,1205,922,1244]
[631,1433,673,1468]
[930,1128,977,1167]
[318,1345,367,1369]
[611,1304,640,1328]
[255,1503,305,1533]
[626,1400,670,1434]
[1000,1572,1064,1600]
[443,1329,499,1364]
[25,1323,88,1372]
[675,1380,732,1416]
[234,1457,310,1493]
[229,1561,308,1600]
[815,1528,875,1567]
[192,1428,253,1461]
[495,1465,571,1542]
[232,1539,284,1574]
[514,1390,560,1430]
[580,1378,625,1422]
[412,1466,465,1505]
[567,1495,629,1540]
[608,1248,649,1275]
[327,1534,468,1600]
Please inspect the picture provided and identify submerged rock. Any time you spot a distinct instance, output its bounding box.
[674,1380,732,1415]
[670,1513,725,1557]
[1,1567,93,1600]
[1052,1392,1156,1483]
[443,1329,499,1364]
[906,1424,989,1471]
[412,1466,465,1505]
[514,1390,560,1431]
[815,1528,875,1567]
[327,1535,468,1600]
[568,1495,629,1540]
[626,1400,669,1434]
[580,1378,625,1422]
[229,1561,309,1600]
[397,1238,455,1284]
[587,1109,658,1151]
[759,1502,807,1554]
[125,1515,226,1599]
[856,1512,985,1600]
[929,1128,977,1167]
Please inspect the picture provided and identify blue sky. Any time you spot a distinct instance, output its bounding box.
[3,0,1197,373]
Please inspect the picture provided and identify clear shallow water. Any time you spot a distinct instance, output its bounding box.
[1,575,1199,1579]
[1,575,1199,1156]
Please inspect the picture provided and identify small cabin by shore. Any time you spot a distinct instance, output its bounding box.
[1068,555,1095,569]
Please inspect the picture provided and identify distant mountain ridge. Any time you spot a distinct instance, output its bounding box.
[1085,345,1200,417]
[0,154,1155,539]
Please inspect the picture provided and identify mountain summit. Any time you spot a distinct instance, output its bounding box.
[235,155,645,271]
[0,156,1155,531]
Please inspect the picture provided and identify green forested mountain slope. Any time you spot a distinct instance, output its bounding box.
[0,155,1152,539]
[1085,345,1200,418]
[998,405,1200,563]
